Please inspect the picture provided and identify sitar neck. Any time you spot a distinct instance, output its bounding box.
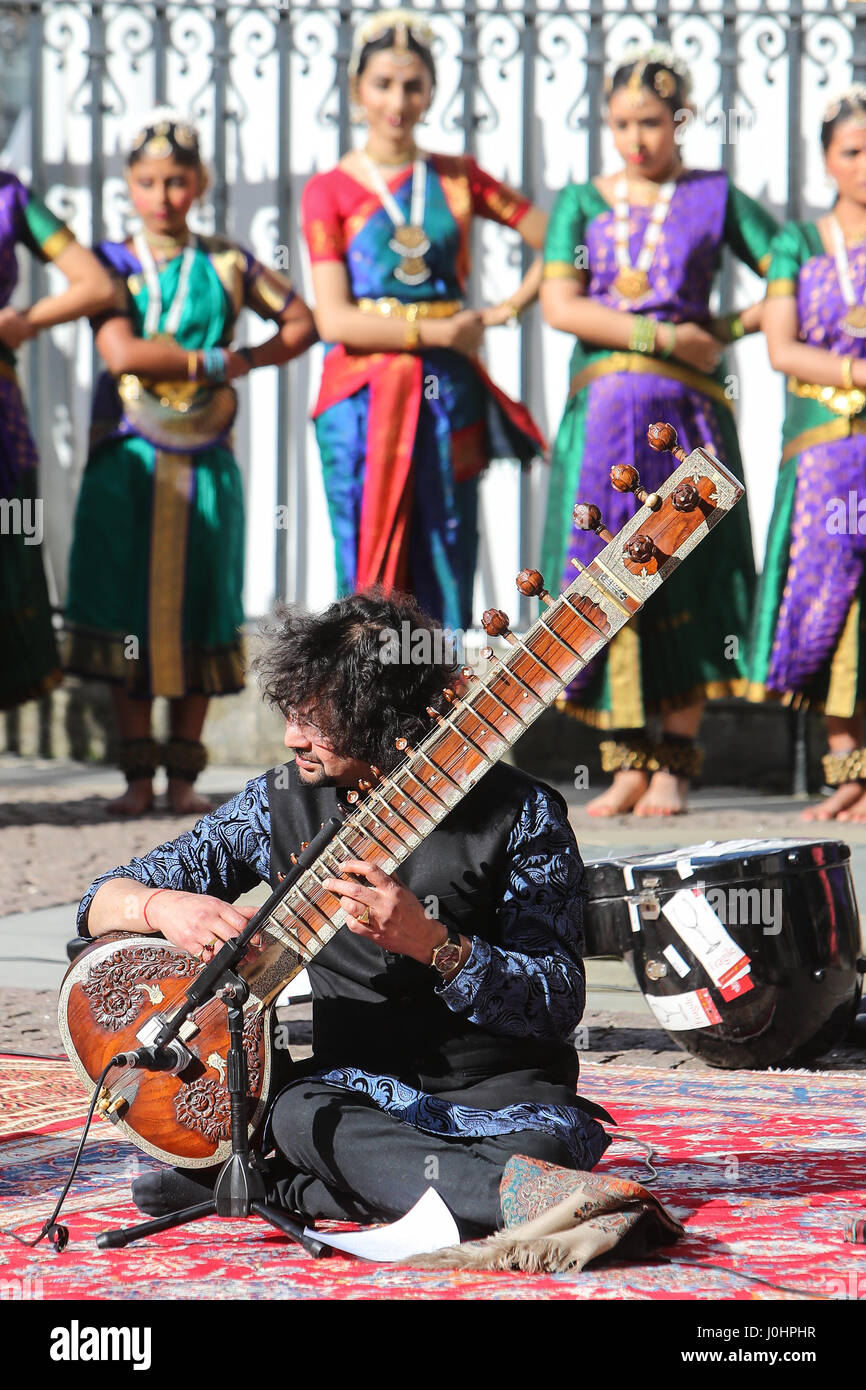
[241,435,743,1004]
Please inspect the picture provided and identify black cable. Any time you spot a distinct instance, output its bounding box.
[0,1056,122,1252]
[655,1256,833,1301]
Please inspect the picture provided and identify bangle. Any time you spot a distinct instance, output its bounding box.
[658,322,677,358]
[142,888,168,930]
[187,351,199,382]
[504,301,520,327]
[404,303,420,351]
[727,312,746,342]
[237,345,256,369]
[841,355,855,390]
[202,347,228,382]
[629,315,657,354]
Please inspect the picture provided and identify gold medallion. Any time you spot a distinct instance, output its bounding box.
[614,267,651,301]
[392,225,430,252]
[391,226,431,285]
[841,305,866,338]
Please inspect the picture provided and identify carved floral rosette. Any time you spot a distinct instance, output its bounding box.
[80,945,198,1032]
[174,1010,266,1143]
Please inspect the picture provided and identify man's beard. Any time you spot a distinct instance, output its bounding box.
[294,758,338,788]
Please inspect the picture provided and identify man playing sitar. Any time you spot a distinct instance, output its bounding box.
[76,591,611,1237]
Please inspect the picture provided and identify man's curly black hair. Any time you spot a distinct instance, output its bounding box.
[253,589,460,771]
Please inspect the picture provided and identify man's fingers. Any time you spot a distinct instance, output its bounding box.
[335,859,390,887]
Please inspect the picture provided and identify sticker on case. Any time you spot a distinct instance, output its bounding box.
[644,987,722,1031]
[662,943,691,978]
[661,887,750,988]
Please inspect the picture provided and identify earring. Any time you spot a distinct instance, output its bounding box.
[350,103,367,127]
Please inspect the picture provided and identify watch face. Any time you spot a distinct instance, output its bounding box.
[433,941,461,974]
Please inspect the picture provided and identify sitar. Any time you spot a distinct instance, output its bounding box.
[59,423,743,1167]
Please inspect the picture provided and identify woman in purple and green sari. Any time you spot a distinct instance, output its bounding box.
[750,89,866,821]
[541,47,778,817]
[0,172,113,709]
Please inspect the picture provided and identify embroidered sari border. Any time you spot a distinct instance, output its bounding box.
[568,352,734,410]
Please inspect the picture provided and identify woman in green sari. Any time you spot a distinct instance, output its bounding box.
[63,112,316,815]
[540,46,777,817]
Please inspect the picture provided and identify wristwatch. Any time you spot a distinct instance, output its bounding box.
[430,930,463,976]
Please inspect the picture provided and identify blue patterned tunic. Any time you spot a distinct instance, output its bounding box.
[78,775,608,1169]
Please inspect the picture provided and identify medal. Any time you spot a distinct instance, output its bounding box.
[841,306,866,338]
[362,152,432,286]
[613,268,651,301]
[831,216,866,339]
[613,175,676,305]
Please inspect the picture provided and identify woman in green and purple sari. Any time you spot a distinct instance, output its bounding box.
[540,47,778,817]
[0,172,113,709]
[63,112,316,816]
[750,89,866,821]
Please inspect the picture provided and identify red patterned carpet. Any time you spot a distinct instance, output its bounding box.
[1,1054,865,1300]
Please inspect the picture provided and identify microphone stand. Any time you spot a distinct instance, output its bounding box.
[95,817,346,1257]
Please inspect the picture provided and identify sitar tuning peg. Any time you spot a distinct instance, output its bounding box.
[623,533,659,566]
[610,464,661,512]
[647,421,688,464]
[300,841,309,852]
[482,608,513,640]
[572,503,613,545]
[671,480,700,513]
[426,705,444,723]
[516,569,554,607]
[290,854,298,865]
[357,778,372,792]
[346,789,359,804]
[369,766,382,782]
[395,736,408,751]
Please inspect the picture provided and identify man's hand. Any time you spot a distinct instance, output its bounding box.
[323,860,445,964]
[146,890,259,960]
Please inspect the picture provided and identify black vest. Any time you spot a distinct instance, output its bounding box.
[267,761,583,1104]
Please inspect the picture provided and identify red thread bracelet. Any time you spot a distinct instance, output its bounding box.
[143,888,168,929]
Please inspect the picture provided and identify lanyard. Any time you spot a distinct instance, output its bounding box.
[360,154,427,232]
[134,232,197,339]
[613,176,676,272]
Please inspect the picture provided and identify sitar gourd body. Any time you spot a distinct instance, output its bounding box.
[59,428,744,1167]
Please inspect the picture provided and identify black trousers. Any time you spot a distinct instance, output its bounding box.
[268,1079,576,1239]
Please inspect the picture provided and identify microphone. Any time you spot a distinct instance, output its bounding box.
[111,1039,193,1074]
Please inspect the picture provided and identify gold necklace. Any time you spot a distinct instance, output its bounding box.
[143,229,190,261]
[363,144,417,168]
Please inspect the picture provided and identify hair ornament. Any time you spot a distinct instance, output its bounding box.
[349,6,435,76]
[823,85,866,126]
[616,42,693,104]
[126,106,201,161]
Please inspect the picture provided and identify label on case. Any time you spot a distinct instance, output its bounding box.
[644,987,722,1031]
[661,886,750,988]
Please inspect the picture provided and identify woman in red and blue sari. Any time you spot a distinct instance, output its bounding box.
[301,9,546,630]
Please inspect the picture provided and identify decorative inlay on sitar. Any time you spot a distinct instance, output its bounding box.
[59,424,744,1167]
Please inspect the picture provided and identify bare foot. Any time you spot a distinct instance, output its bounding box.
[802,782,863,821]
[167,780,213,817]
[107,780,155,818]
[585,769,649,817]
[633,770,689,817]
[834,785,866,822]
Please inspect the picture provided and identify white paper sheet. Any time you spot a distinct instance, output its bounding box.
[304,1186,460,1262]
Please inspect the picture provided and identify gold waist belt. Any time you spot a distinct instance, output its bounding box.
[357,297,462,320]
[787,376,866,419]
